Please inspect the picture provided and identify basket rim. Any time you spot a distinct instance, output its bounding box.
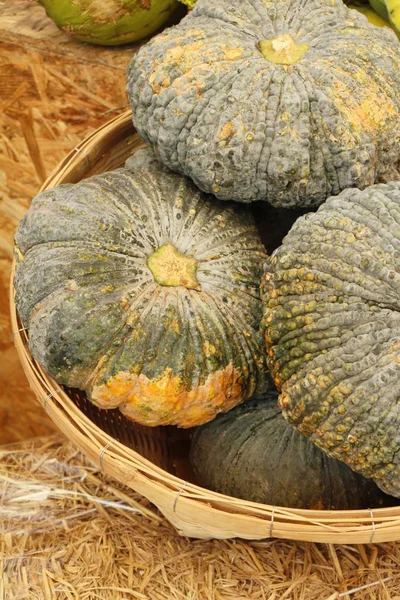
[9,109,400,543]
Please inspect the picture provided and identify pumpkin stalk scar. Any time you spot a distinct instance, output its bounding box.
[258,35,309,66]
[147,243,201,291]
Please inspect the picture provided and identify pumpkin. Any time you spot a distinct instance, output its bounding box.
[190,392,394,509]
[370,0,400,34]
[37,0,178,46]
[127,0,400,208]
[370,0,390,19]
[382,0,400,33]
[14,150,269,428]
[261,182,400,496]
[350,2,400,37]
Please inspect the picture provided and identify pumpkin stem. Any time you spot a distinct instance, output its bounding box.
[258,34,309,66]
[147,243,201,291]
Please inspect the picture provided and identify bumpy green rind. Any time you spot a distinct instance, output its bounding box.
[190,392,394,509]
[127,0,400,207]
[261,182,400,496]
[14,151,269,427]
[38,0,178,46]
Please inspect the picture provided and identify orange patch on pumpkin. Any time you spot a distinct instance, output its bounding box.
[324,63,396,135]
[91,364,247,428]
[220,46,244,61]
[218,122,236,143]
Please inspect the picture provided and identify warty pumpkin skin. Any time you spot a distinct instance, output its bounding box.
[14,151,269,428]
[190,392,394,509]
[261,182,400,495]
[127,0,400,208]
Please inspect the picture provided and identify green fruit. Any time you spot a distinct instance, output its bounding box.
[351,3,400,36]
[352,4,389,25]
[38,0,178,46]
[386,0,400,32]
[370,0,390,19]
[190,392,394,510]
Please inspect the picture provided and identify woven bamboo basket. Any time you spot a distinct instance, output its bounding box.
[10,109,400,544]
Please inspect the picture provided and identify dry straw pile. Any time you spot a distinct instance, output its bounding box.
[0,0,133,445]
[2,436,400,600]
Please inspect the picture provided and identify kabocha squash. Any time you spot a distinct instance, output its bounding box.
[350,2,400,37]
[370,0,400,34]
[127,0,400,208]
[190,392,393,509]
[14,151,269,428]
[37,0,178,46]
[261,182,400,495]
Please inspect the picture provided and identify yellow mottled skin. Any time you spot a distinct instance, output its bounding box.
[321,58,396,134]
[148,31,245,97]
[91,364,247,427]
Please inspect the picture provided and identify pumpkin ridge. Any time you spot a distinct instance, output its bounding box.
[83,279,160,389]
[294,65,341,196]
[246,65,281,199]
[178,292,208,387]
[199,293,262,398]
[263,68,288,192]
[253,67,278,197]
[189,212,255,257]
[188,291,235,373]
[77,177,158,250]
[175,61,254,178]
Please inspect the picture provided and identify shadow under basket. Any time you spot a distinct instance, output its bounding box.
[10,109,400,544]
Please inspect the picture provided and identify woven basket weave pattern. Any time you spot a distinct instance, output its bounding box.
[10,110,400,544]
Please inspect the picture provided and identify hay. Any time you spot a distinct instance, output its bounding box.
[0,0,134,444]
[2,436,400,600]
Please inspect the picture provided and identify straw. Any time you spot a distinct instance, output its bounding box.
[3,436,400,600]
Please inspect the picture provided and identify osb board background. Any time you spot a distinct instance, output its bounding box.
[2,3,400,599]
[0,0,136,444]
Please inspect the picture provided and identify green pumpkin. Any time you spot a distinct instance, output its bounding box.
[349,2,400,37]
[261,182,400,496]
[38,0,178,46]
[14,150,269,428]
[190,392,394,510]
[127,0,400,208]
